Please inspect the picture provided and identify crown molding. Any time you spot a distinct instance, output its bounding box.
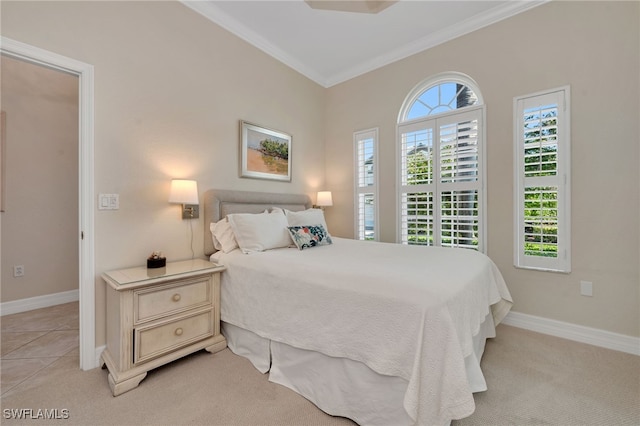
[181,1,330,86]
[327,1,548,87]
[181,1,547,88]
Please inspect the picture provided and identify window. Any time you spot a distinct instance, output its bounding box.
[354,128,378,241]
[397,73,485,251]
[514,86,571,272]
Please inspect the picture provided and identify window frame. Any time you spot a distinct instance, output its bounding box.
[513,86,571,273]
[397,72,486,253]
[397,72,484,123]
[354,128,379,241]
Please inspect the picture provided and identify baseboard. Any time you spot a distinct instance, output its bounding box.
[0,289,79,316]
[502,311,640,356]
[95,345,106,368]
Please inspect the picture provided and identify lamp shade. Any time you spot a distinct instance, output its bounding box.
[316,191,333,207]
[169,179,199,204]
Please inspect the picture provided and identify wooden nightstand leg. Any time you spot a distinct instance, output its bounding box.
[108,371,147,397]
[205,336,227,354]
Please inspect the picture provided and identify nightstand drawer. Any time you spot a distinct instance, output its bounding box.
[134,277,212,323]
[134,309,214,364]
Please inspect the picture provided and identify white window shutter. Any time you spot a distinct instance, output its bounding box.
[354,128,378,241]
[514,87,571,272]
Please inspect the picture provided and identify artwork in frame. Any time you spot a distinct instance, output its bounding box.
[240,121,291,182]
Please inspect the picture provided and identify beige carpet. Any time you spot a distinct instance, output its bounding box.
[1,325,638,425]
[453,325,640,426]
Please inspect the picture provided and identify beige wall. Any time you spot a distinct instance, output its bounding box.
[1,1,326,345]
[1,1,638,345]
[325,1,639,337]
[1,56,79,302]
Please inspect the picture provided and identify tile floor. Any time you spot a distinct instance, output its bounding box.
[1,302,79,396]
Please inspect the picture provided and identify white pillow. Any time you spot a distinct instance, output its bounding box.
[285,208,330,235]
[210,219,239,253]
[270,206,285,215]
[227,211,291,254]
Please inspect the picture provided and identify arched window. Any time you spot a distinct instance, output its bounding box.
[399,72,483,121]
[397,72,486,251]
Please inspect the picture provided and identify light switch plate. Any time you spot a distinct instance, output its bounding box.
[99,193,119,210]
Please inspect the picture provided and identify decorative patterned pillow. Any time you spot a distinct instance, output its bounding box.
[287,224,332,250]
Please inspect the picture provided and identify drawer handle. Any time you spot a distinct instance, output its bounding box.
[172,294,181,302]
[175,328,183,336]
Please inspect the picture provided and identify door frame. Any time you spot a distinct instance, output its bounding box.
[1,37,96,370]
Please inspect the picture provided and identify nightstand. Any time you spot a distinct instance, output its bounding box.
[100,259,226,396]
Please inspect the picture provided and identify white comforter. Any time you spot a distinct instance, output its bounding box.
[215,237,512,425]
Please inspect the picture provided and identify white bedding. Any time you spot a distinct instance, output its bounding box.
[213,237,512,425]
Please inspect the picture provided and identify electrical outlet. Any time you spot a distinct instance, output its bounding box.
[13,265,25,277]
[580,280,593,297]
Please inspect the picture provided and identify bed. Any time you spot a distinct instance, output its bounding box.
[203,189,513,426]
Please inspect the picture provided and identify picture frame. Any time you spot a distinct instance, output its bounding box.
[240,121,291,182]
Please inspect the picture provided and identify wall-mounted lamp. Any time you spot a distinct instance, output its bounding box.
[315,191,333,210]
[169,179,199,219]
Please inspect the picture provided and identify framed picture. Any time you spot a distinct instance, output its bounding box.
[240,121,291,182]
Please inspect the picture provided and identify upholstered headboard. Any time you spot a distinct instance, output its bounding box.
[203,189,312,256]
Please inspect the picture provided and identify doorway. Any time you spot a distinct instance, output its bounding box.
[1,55,79,303]
[1,37,95,370]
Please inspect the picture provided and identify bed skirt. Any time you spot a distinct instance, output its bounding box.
[221,312,495,426]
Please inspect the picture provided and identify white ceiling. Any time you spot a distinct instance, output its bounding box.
[182,0,545,88]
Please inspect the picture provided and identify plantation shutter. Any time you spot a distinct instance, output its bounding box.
[399,106,484,250]
[514,87,571,272]
[354,129,378,241]
[399,120,435,245]
[438,109,481,250]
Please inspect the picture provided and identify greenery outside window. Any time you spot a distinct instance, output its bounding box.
[514,86,571,272]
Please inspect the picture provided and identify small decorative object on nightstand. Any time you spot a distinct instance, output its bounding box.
[100,259,226,396]
[146,251,166,268]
